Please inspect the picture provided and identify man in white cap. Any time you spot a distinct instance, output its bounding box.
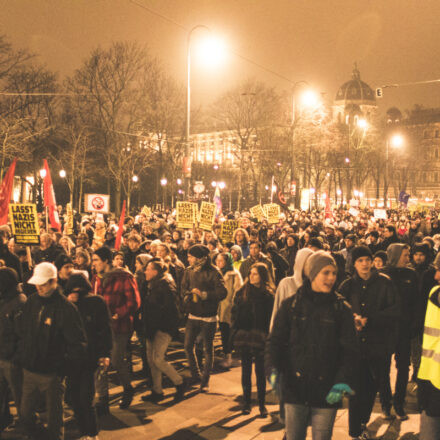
[18,262,87,440]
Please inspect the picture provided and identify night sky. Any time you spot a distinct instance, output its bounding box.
[1,0,439,114]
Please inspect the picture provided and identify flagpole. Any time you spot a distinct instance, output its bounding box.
[45,206,49,232]
[270,176,275,203]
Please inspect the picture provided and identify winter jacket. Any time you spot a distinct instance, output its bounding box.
[381,266,418,338]
[267,250,289,286]
[181,263,227,318]
[267,281,358,407]
[218,269,243,325]
[18,288,87,375]
[92,267,141,334]
[142,276,180,339]
[33,243,65,265]
[123,247,143,274]
[338,271,399,358]
[231,284,274,352]
[280,246,297,276]
[0,245,22,282]
[0,289,26,361]
[75,293,112,369]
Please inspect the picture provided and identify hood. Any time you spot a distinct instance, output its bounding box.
[293,248,314,289]
[101,267,133,287]
[386,243,406,267]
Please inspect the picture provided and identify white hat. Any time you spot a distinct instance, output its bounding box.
[28,262,58,285]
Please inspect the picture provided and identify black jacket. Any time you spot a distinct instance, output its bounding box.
[142,275,180,339]
[181,263,227,318]
[0,245,22,282]
[231,284,274,351]
[34,243,65,264]
[338,271,399,358]
[381,266,418,338]
[75,293,112,369]
[0,289,26,361]
[18,288,87,375]
[267,282,358,407]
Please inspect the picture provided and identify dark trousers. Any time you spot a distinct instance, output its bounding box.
[380,338,411,409]
[184,319,216,384]
[219,322,231,355]
[240,348,266,407]
[21,369,65,440]
[349,356,389,437]
[67,367,98,437]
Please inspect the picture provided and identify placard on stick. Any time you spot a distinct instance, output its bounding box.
[220,220,239,243]
[250,205,266,222]
[176,202,195,229]
[264,203,280,224]
[9,204,40,245]
[198,202,216,231]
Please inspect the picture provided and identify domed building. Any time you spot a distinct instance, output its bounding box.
[333,64,377,124]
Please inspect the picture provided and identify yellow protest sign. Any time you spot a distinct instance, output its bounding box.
[264,203,280,224]
[198,201,216,231]
[66,203,74,235]
[9,204,40,245]
[176,202,195,229]
[250,204,266,221]
[219,220,239,243]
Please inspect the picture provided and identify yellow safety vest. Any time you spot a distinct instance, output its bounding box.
[418,285,440,390]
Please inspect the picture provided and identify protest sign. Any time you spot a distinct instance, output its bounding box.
[176,202,195,229]
[85,194,110,213]
[349,207,359,217]
[264,203,280,224]
[9,204,40,245]
[66,203,74,235]
[198,201,216,231]
[219,220,239,243]
[141,205,152,218]
[250,204,266,222]
[374,209,387,220]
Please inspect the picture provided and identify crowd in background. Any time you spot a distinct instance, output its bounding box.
[0,204,440,440]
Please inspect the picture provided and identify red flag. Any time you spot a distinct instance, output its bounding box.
[325,193,333,219]
[0,159,17,225]
[115,200,126,251]
[43,159,61,231]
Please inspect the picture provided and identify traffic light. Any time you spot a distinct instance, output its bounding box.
[375,87,383,98]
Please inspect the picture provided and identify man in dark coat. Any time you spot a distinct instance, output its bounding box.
[339,246,399,436]
[0,230,22,281]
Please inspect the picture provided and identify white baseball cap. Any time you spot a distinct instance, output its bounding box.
[28,262,58,285]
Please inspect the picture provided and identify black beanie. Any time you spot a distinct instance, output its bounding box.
[0,267,19,294]
[188,244,210,259]
[352,246,373,264]
[54,254,73,271]
[373,250,387,265]
[413,243,429,257]
[94,246,113,264]
[65,273,92,295]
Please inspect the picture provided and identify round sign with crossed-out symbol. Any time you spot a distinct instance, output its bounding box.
[91,196,105,211]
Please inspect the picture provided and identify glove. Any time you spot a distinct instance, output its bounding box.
[269,369,279,390]
[325,383,354,405]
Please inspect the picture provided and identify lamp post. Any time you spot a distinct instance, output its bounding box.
[185,25,225,199]
[160,177,168,209]
[384,134,404,207]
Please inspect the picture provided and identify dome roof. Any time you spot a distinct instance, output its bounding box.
[335,65,376,103]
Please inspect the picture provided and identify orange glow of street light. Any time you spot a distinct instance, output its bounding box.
[194,35,227,68]
[299,89,319,108]
[357,118,368,129]
[390,134,404,148]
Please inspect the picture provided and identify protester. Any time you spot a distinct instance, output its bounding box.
[19,262,87,440]
[267,251,358,440]
[64,273,112,440]
[240,241,275,282]
[0,230,22,281]
[141,259,186,403]
[214,252,243,368]
[182,244,227,391]
[92,246,141,412]
[232,263,274,417]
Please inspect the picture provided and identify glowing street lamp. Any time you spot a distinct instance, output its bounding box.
[211,181,217,188]
[132,175,139,183]
[218,181,226,189]
[385,133,405,205]
[299,89,320,109]
[160,177,168,186]
[357,118,368,130]
[59,169,66,178]
[176,178,182,185]
[39,169,46,179]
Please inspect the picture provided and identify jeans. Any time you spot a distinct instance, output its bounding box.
[380,338,411,409]
[184,319,216,384]
[285,403,337,440]
[96,332,132,398]
[67,367,98,437]
[146,331,183,394]
[219,322,231,355]
[21,369,65,440]
[349,356,388,437]
[420,411,440,440]
[0,359,22,418]
[240,348,266,407]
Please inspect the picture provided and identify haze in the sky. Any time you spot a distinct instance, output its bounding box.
[1,0,439,114]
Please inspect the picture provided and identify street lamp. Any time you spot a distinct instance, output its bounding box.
[218,181,226,190]
[184,25,226,197]
[385,134,405,206]
[132,175,139,183]
[39,169,46,179]
[160,177,167,208]
[59,169,66,178]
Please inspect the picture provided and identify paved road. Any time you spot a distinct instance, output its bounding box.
[4,335,420,439]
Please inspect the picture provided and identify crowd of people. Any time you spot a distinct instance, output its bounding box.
[0,204,440,440]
